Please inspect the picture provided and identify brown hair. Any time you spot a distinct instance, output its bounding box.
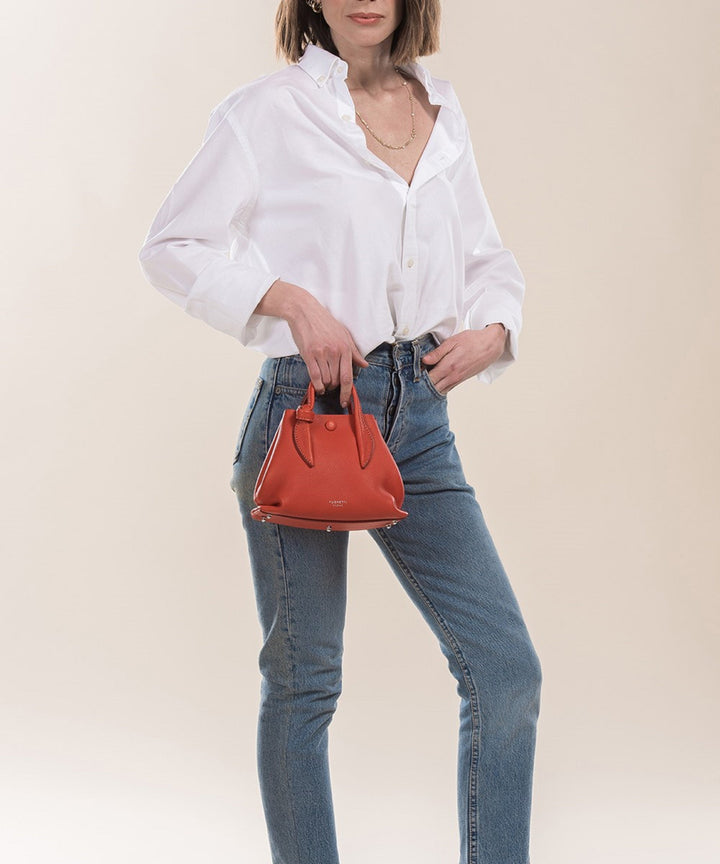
[275,1,442,66]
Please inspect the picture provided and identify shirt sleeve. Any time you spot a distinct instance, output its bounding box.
[451,118,526,384]
[137,104,281,344]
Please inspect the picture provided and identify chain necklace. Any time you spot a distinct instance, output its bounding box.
[353,67,416,151]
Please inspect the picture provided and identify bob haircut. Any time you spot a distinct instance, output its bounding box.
[275,0,442,67]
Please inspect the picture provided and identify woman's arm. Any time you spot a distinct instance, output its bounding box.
[138,107,282,344]
[423,111,526,389]
[139,105,367,406]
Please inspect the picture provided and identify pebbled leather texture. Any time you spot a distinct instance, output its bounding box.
[252,383,408,531]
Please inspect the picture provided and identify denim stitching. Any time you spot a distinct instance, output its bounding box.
[262,358,282,452]
[421,367,448,401]
[412,339,422,381]
[263,356,302,861]
[232,376,264,465]
[365,336,436,369]
[273,384,309,396]
[384,370,404,454]
[263,359,295,647]
[274,522,302,862]
[388,390,407,456]
[365,357,394,369]
[373,527,482,864]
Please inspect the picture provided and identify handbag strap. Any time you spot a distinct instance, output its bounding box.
[293,383,375,469]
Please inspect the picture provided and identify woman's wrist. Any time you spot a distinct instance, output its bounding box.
[484,323,508,355]
[255,279,316,325]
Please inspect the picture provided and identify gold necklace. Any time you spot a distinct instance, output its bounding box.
[353,67,416,151]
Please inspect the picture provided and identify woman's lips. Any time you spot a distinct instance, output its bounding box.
[348,14,383,25]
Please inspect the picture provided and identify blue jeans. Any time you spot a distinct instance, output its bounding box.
[230,334,542,864]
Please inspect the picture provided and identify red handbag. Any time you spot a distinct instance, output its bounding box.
[251,383,408,531]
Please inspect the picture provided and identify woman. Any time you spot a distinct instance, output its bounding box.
[138,2,542,863]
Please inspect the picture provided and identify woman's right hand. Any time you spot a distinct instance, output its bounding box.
[254,279,368,407]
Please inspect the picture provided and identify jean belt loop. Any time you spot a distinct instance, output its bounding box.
[412,338,422,382]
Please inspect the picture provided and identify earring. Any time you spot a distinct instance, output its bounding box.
[306,0,322,12]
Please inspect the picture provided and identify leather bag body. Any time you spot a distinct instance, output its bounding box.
[251,383,408,531]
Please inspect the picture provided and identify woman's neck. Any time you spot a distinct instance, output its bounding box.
[336,42,398,94]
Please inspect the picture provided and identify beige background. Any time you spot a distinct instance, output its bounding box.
[2,1,718,862]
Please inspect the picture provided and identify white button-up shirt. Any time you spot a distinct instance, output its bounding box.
[138,43,525,384]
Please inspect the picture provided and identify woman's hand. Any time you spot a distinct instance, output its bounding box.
[254,279,368,407]
[420,326,507,394]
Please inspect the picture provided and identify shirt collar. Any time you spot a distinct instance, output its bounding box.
[297,43,459,114]
[297,42,346,86]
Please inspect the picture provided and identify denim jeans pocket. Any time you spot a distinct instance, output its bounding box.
[232,376,264,465]
[421,366,447,401]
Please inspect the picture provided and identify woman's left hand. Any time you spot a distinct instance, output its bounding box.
[420,326,507,394]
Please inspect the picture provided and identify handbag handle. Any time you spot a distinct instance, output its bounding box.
[292,382,375,469]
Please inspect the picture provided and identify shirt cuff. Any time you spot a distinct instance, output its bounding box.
[182,259,281,346]
[466,305,520,385]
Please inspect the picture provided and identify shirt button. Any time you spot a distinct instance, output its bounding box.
[406,258,415,268]
[317,75,326,84]
[400,326,409,336]
[342,113,353,122]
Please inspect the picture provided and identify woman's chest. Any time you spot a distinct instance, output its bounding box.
[352,81,442,187]
[249,85,458,211]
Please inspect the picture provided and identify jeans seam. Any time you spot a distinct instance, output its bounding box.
[232,376,264,465]
[263,358,281,453]
[384,371,405,454]
[263,359,302,861]
[274,522,302,862]
[372,528,482,864]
